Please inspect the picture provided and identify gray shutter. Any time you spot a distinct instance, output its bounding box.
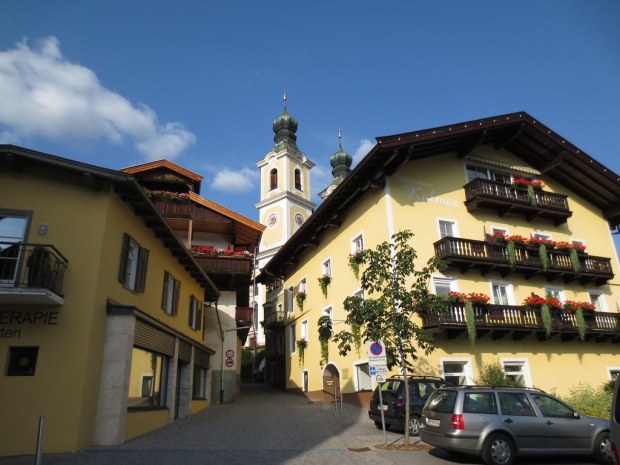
[178,340,192,362]
[118,233,130,284]
[135,246,149,292]
[194,348,210,369]
[162,271,170,311]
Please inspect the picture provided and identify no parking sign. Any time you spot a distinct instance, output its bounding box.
[366,340,387,367]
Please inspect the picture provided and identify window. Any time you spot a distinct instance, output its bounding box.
[498,392,535,416]
[0,211,30,283]
[438,219,457,239]
[286,286,294,313]
[441,359,472,385]
[589,291,607,312]
[128,347,168,408]
[433,276,456,297]
[491,282,511,305]
[533,233,551,241]
[352,234,364,253]
[531,394,574,418]
[289,324,296,355]
[463,392,497,414]
[544,286,564,301]
[294,169,302,190]
[298,278,306,294]
[162,271,180,315]
[323,306,333,321]
[501,359,530,387]
[322,259,331,278]
[119,234,149,292]
[270,168,278,190]
[466,165,490,182]
[6,346,39,376]
[189,295,203,331]
[193,366,207,399]
[353,288,365,300]
[609,368,620,381]
[300,319,308,340]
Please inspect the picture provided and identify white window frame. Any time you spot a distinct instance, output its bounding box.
[322,259,332,278]
[500,358,532,387]
[298,278,307,294]
[440,358,474,385]
[286,286,294,314]
[588,290,608,312]
[351,234,364,253]
[353,288,365,300]
[608,367,620,381]
[532,232,552,241]
[543,285,564,302]
[323,305,333,321]
[437,218,459,239]
[300,319,308,341]
[432,275,458,296]
[490,281,514,305]
[490,226,509,236]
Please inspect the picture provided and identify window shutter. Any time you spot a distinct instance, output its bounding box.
[172,279,181,315]
[196,300,203,331]
[118,233,130,284]
[135,247,149,292]
[162,271,170,311]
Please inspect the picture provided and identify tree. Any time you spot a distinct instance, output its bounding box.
[333,230,444,444]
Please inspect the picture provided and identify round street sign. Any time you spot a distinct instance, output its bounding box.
[226,349,235,359]
[369,342,383,356]
[225,358,234,368]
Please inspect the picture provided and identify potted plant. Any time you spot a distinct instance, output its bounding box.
[563,301,596,342]
[555,242,582,272]
[296,338,307,367]
[295,291,306,310]
[505,235,527,267]
[317,316,332,365]
[317,274,331,298]
[348,250,364,279]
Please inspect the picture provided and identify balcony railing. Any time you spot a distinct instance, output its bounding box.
[435,236,614,285]
[264,307,285,330]
[464,178,572,225]
[0,242,68,305]
[153,199,191,218]
[421,302,620,342]
[192,254,252,275]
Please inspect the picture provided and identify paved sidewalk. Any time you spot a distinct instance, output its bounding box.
[0,383,438,465]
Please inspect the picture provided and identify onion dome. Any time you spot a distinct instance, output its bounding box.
[272,92,298,150]
[330,129,352,182]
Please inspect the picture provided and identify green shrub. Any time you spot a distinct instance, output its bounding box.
[476,361,524,387]
[560,382,612,419]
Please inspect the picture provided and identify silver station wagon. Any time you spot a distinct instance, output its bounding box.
[419,386,613,465]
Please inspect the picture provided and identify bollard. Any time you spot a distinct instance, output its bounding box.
[35,416,44,465]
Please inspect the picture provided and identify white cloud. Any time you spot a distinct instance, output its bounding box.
[211,167,259,193]
[352,138,374,166]
[0,37,195,160]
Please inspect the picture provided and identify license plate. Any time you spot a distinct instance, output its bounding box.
[426,418,440,427]
[381,405,388,411]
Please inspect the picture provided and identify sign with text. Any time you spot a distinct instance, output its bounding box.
[366,340,387,367]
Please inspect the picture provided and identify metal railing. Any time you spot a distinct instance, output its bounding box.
[0,242,68,296]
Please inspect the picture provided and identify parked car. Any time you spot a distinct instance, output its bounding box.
[611,377,620,465]
[419,385,613,465]
[368,376,452,435]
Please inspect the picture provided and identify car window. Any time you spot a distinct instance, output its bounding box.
[531,394,574,418]
[463,392,497,414]
[380,380,401,393]
[498,392,536,416]
[418,382,437,399]
[425,390,457,413]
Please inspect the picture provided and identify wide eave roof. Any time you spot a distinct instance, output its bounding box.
[0,145,220,301]
[261,111,620,279]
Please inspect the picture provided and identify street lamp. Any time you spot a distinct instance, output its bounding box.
[220,326,252,403]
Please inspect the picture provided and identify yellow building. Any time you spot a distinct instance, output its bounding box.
[0,146,220,456]
[259,112,620,401]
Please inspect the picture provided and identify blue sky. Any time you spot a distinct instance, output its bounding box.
[1,1,619,228]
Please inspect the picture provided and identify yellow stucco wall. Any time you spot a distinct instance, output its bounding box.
[0,163,209,456]
[280,145,620,397]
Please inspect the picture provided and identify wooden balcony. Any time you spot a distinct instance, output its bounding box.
[153,199,192,218]
[464,178,572,225]
[435,236,614,285]
[235,306,253,327]
[421,302,620,342]
[192,254,252,275]
[0,242,68,305]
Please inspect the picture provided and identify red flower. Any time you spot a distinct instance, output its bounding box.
[505,234,528,245]
[523,294,546,307]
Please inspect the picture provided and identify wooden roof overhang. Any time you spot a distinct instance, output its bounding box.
[0,145,220,301]
[259,112,620,281]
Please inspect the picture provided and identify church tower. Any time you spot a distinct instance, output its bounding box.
[252,95,316,347]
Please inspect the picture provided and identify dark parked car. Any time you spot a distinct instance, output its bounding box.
[368,376,452,435]
[419,385,613,465]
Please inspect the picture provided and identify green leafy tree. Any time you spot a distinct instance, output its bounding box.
[332,230,444,444]
[476,361,524,387]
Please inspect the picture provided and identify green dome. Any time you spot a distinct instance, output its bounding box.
[272,109,298,149]
[330,143,352,181]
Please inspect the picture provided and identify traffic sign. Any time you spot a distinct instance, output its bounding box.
[376,375,385,383]
[367,340,387,367]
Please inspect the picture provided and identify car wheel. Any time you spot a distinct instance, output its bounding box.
[408,415,421,436]
[374,421,382,429]
[481,433,515,465]
[593,431,613,465]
